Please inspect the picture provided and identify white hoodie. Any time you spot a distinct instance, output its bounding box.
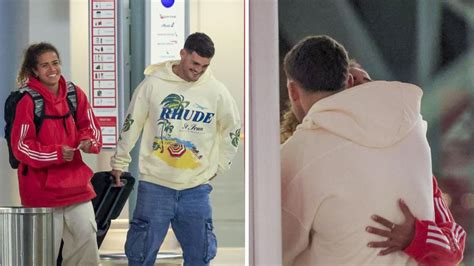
[281,81,434,266]
[111,61,241,190]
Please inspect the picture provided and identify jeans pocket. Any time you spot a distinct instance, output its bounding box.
[203,219,217,263]
[205,183,213,193]
[125,219,149,263]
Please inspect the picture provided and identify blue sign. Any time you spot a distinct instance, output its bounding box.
[161,0,174,8]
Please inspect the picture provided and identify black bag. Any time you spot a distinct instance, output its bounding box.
[3,82,77,169]
[91,171,136,247]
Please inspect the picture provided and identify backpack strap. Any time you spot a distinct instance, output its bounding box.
[20,87,44,119]
[66,81,77,120]
[20,87,44,134]
[18,83,77,134]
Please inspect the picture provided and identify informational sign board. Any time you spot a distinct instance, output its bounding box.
[149,0,187,64]
[89,0,119,148]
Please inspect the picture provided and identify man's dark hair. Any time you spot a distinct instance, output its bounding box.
[184,32,215,58]
[283,35,349,93]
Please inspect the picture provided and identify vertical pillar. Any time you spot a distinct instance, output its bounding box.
[0,0,29,206]
[127,0,146,217]
[249,0,282,264]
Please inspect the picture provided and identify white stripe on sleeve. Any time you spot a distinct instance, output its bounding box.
[18,124,58,161]
[428,225,443,234]
[427,239,451,250]
[434,197,448,223]
[87,108,101,142]
[427,232,450,244]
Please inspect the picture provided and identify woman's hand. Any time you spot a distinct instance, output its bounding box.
[78,139,92,153]
[366,199,416,255]
[62,145,75,162]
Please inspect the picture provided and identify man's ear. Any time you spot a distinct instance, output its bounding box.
[287,80,300,102]
[179,49,186,59]
[346,73,354,89]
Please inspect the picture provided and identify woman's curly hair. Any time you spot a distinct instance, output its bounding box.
[280,102,300,144]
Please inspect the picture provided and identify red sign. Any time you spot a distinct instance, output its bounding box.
[90,0,118,148]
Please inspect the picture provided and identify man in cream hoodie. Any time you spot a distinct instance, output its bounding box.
[110,32,241,266]
[281,35,434,265]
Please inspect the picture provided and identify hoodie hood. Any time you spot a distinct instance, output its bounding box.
[144,60,212,85]
[299,81,424,148]
[27,75,67,103]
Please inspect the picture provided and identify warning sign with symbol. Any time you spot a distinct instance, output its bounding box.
[89,0,118,148]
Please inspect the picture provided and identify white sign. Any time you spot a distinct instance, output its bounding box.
[89,0,119,149]
[150,0,186,64]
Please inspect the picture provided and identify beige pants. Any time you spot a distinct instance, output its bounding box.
[53,201,99,266]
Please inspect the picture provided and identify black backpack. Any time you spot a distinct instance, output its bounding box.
[4,81,77,169]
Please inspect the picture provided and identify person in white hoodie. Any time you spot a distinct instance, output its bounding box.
[281,35,434,265]
[110,32,241,266]
[281,60,466,265]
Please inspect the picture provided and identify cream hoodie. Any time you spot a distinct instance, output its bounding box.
[281,81,434,266]
[111,61,241,190]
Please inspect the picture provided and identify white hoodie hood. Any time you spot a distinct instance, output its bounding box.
[144,60,212,85]
[299,80,423,148]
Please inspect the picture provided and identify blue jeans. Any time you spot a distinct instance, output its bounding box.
[125,181,217,266]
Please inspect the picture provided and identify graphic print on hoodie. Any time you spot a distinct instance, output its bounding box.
[151,93,216,169]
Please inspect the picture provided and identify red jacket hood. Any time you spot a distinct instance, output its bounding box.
[27,75,68,104]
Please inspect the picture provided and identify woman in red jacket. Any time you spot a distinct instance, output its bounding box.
[11,42,102,265]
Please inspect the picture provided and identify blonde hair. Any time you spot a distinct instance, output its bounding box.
[280,103,300,144]
[349,58,362,69]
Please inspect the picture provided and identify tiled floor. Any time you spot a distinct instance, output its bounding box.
[99,224,245,265]
[211,248,245,266]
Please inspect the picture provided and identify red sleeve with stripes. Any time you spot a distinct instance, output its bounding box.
[403,176,466,265]
[74,86,102,153]
[11,96,64,168]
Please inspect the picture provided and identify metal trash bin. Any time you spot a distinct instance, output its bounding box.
[0,207,54,266]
